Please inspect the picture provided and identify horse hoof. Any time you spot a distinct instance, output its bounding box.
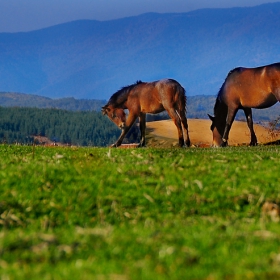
[221,142,228,147]
[138,145,146,148]
[138,142,146,148]
[182,143,191,148]
[249,142,258,146]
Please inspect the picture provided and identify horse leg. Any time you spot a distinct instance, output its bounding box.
[166,108,184,147]
[111,113,138,147]
[243,108,257,146]
[222,107,238,147]
[177,111,191,147]
[139,112,146,147]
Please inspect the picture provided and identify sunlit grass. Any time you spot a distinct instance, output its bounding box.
[1,145,280,279]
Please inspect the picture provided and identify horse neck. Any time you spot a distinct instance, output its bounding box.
[108,90,130,108]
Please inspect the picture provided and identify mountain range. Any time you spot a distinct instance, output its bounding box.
[1,91,279,123]
[1,3,280,100]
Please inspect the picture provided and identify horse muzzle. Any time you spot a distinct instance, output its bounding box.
[119,122,126,129]
[212,139,228,147]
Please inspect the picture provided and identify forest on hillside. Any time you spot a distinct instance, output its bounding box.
[0,107,140,146]
[2,92,280,122]
[0,92,106,111]
[1,93,280,146]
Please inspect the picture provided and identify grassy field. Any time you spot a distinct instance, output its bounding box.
[1,145,280,279]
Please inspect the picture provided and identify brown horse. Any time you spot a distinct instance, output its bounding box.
[208,63,280,147]
[102,79,190,147]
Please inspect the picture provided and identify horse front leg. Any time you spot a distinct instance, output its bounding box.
[111,113,138,147]
[111,128,129,147]
[139,113,146,147]
[243,108,257,146]
[221,107,237,147]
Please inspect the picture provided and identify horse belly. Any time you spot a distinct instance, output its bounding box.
[241,92,278,109]
[254,94,278,109]
[142,104,165,114]
[240,68,279,108]
[139,93,165,114]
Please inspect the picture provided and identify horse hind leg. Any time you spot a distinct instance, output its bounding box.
[244,108,257,146]
[177,110,191,147]
[166,108,185,147]
[138,113,146,147]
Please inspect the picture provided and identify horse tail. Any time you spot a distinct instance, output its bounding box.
[177,83,187,117]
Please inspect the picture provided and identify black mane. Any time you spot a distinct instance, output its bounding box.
[214,72,234,118]
[227,67,241,78]
[213,90,222,116]
[107,80,143,106]
[214,67,242,113]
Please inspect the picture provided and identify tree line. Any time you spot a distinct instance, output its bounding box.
[0,107,140,146]
[1,96,279,147]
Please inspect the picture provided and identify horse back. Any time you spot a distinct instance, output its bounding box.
[220,64,280,108]
[124,81,162,113]
[126,79,185,114]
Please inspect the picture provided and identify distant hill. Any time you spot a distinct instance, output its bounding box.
[1,91,280,123]
[1,3,280,99]
[0,92,106,111]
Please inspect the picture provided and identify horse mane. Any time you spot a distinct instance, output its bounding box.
[226,67,240,78]
[214,69,235,116]
[215,67,242,104]
[214,89,223,116]
[107,80,143,107]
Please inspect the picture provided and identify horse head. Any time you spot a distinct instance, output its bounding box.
[208,114,227,147]
[102,105,127,129]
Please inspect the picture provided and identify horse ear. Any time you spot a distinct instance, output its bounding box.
[101,106,110,115]
[207,114,215,121]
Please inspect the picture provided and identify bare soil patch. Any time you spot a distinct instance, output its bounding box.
[146,119,279,148]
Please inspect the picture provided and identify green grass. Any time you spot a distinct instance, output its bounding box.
[1,145,280,279]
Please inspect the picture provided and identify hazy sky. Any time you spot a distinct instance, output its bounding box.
[0,0,279,33]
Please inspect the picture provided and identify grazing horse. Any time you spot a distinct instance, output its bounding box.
[102,79,190,147]
[208,62,280,147]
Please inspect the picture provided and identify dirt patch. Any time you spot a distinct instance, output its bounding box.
[146,119,279,147]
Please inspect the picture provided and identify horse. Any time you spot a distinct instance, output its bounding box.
[102,79,190,147]
[208,62,280,147]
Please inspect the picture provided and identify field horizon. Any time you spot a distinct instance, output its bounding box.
[145,119,280,148]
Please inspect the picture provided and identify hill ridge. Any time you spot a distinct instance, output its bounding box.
[1,91,280,123]
[1,3,280,99]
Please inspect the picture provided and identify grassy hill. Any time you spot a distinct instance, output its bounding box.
[146,119,280,148]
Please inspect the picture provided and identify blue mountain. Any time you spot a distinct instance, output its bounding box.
[1,3,280,99]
